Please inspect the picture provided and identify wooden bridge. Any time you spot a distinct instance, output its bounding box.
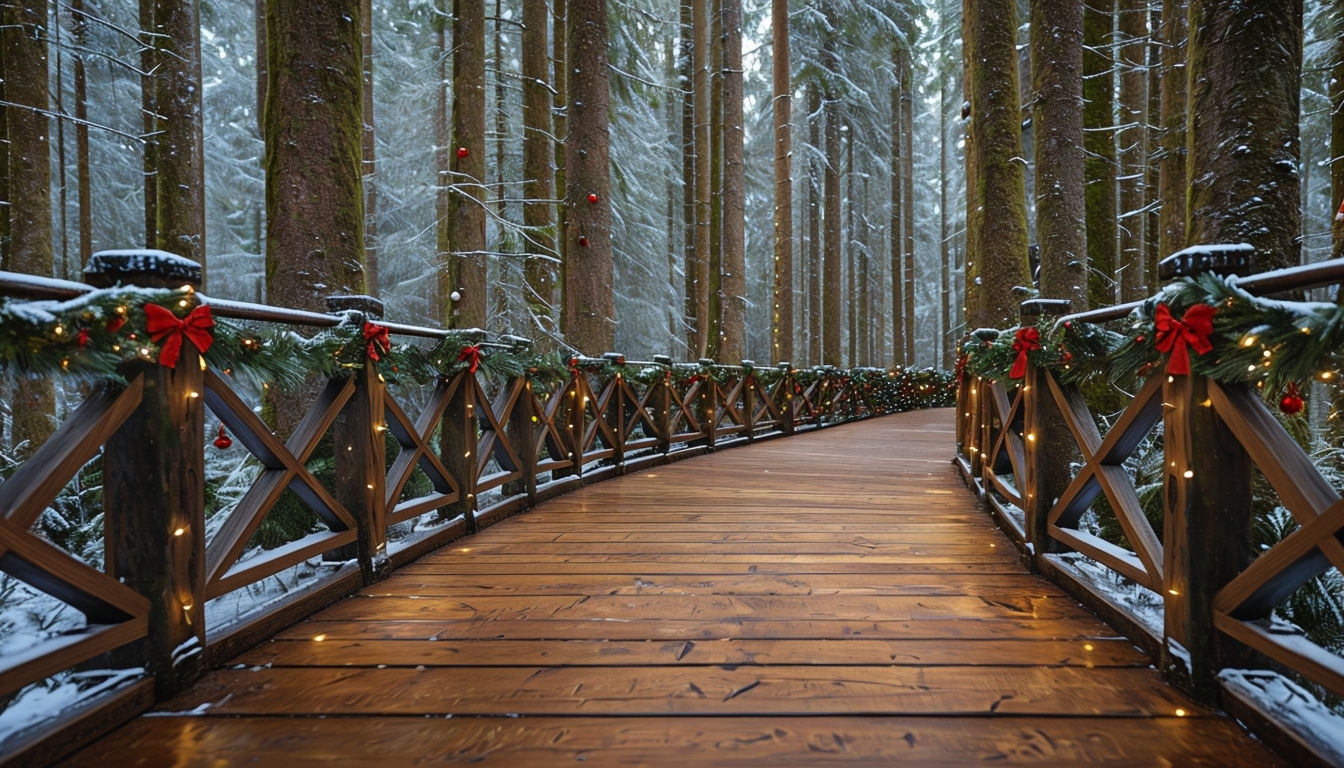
[3,251,1343,765]
[54,410,1281,765]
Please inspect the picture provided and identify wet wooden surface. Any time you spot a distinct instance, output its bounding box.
[61,409,1286,766]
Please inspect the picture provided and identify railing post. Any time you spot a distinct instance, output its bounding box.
[1159,247,1257,704]
[441,353,483,533]
[603,352,627,465]
[1020,299,1071,560]
[503,337,538,503]
[653,355,674,454]
[324,295,389,584]
[778,362,796,435]
[568,362,589,474]
[88,250,207,699]
[699,358,718,449]
[741,360,756,441]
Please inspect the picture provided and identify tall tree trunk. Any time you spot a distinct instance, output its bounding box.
[562,0,614,352]
[719,0,745,364]
[1117,0,1148,301]
[706,0,724,360]
[900,43,916,364]
[553,0,569,315]
[1157,0,1187,263]
[961,0,981,328]
[890,42,906,365]
[821,3,842,367]
[265,0,366,311]
[1187,0,1302,271]
[434,10,451,323]
[771,0,793,365]
[361,0,379,296]
[444,0,487,328]
[807,83,822,367]
[141,1,158,250]
[1030,0,1087,309]
[965,0,1031,329]
[523,0,557,334]
[940,50,954,367]
[680,0,696,354]
[1084,1,1118,309]
[1333,4,1344,262]
[150,0,206,279]
[846,125,857,366]
[3,1,56,452]
[691,0,711,358]
[73,0,93,268]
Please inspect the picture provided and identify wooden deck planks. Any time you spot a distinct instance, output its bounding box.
[59,409,1287,766]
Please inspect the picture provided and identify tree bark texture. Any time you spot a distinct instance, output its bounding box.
[1117,0,1148,302]
[445,0,487,328]
[691,0,711,358]
[965,0,1031,329]
[562,0,615,353]
[1187,0,1302,271]
[361,0,379,297]
[151,0,206,279]
[523,0,558,334]
[719,0,746,365]
[890,43,906,364]
[1157,0,1187,261]
[706,0,724,361]
[821,4,842,367]
[806,83,822,367]
[771,0,793,365]
[3,1,56,451]
[1030,0,1087,309]
[1084,0,1118,309]
[264,0,366,312]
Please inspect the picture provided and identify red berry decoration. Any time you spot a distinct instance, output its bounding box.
[578,235,589,247]
[587,193,599,204]
[213,423,233,449]
[1279,382,1304,415]
[457,147,469,158]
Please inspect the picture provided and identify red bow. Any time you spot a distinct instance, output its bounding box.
[363,322,391,361]
[1009,327,1041,379]
[458,344,482,373]
[1154,303,1215,375]
[144,303,214,368]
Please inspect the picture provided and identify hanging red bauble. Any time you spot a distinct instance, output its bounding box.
[457,147,469,158]
[1279,382,1304,415]
[213,423,233,449]
[578,235,589,247]
[587,193,599,204]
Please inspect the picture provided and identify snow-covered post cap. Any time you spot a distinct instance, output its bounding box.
[84,249,202,289]
[325,294,384,320]
[1020,298,1071,319]
[1157,243,1255,281]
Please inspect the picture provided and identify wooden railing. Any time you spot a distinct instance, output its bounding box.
[0,251,952,763]
[956,247,1344,766]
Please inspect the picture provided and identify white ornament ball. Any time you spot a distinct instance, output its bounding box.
[450,290,462,302]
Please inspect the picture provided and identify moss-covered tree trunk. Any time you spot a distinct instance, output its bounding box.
[771,0,793,365]
[1084,0,1118,309]
[1117,0,1148,302]
[444,0,487,328]
[719,0,745,365]
[264,0,366,311]
[1157,0,1187,262]
[3,1,55,452]
[1030,0,1087,309]
[522,0,557,335]
[965,0,1031,330]
[151,0,206,280]
[1187,0,1302,271]
[562,0,614,353]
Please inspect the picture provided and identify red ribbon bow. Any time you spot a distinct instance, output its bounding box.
[1009,327,1041,379]
[1154,302,1216,375]
[458,344,482,374]
[144,303,214,368]
[363,322,391,361]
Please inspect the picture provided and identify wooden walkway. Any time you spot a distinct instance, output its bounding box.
[60,409,1284,766]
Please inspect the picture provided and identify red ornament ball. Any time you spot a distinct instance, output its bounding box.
[587,193,599,204]
[1280,383,1304,415]
[213,424,233,449]
[457,147,469,158]
[578,235,590,247]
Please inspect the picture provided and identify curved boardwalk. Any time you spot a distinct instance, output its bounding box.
[62,409,1283,766]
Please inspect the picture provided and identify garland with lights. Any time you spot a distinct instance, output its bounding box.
[961,272,1344,411]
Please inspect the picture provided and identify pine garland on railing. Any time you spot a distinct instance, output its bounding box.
[962,272,1344,400]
